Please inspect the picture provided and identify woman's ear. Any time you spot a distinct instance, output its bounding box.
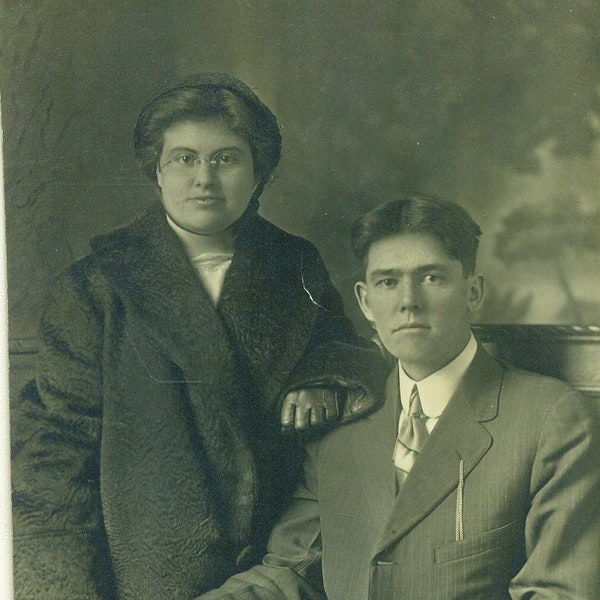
[156,163,163,189]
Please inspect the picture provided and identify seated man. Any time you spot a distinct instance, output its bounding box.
[199,196,600,600]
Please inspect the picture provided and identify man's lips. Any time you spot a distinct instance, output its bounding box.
[393,323,429,332]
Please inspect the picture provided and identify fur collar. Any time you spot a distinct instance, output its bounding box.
[90,205,320,405]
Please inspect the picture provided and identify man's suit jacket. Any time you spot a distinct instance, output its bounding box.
[200,344,600,600]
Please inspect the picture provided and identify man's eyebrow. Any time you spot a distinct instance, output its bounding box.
[369,268,402,277]
[414,263,452,273]
[369,263,451,277]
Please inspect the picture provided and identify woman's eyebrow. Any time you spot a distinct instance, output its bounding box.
[165,145,197,156]
[166,145,244,156]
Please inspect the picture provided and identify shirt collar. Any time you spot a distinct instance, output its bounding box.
[399,334,477,418]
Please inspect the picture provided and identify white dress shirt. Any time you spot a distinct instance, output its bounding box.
[398,334,478,433]
[166,214,233,305]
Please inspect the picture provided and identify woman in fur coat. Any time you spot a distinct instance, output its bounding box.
[11,74,387,599]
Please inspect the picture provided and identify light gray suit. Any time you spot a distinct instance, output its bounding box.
[200,345,600,599]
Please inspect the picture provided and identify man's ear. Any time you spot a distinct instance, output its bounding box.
[354,281,375,323]
[467,274,484,313]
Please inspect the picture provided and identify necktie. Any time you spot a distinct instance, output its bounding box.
[394,384,429,484]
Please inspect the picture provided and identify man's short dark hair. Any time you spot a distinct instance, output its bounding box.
[350,196,482,276]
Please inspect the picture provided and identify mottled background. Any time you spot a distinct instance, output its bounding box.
[2,0,600,343]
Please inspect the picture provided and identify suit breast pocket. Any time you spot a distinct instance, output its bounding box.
[434,520,519,564]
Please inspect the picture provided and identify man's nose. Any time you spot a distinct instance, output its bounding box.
[399,281,421,312]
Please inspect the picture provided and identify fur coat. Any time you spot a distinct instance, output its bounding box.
[11,206,388,599]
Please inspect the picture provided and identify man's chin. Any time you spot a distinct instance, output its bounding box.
[385,345,427,366]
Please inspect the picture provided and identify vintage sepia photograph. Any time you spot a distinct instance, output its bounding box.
[2,1,599,598]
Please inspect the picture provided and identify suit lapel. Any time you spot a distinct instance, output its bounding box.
[352,367,401,517]
[375,346,503,555]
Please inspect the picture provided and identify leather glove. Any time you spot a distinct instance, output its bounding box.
[281,386,345,431]
[281,385,378,432]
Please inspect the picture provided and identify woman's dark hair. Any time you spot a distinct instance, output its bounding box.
[350,195,482,276]
[133,73,281,190]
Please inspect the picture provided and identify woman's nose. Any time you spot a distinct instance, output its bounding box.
[192,160,218,185]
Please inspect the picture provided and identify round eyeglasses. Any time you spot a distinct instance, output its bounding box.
[158,150,244,175]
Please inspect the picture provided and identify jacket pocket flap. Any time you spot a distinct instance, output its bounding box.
[434,520,518,564]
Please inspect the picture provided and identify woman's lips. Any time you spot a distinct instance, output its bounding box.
[187,196,224,205]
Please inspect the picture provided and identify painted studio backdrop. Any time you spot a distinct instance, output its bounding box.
[2,1,600,348]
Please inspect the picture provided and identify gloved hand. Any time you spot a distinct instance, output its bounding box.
[280,385,379,432]
[280,386,345,432]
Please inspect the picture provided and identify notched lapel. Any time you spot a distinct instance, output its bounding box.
[353,368,401,514]
[375,346,503,555]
